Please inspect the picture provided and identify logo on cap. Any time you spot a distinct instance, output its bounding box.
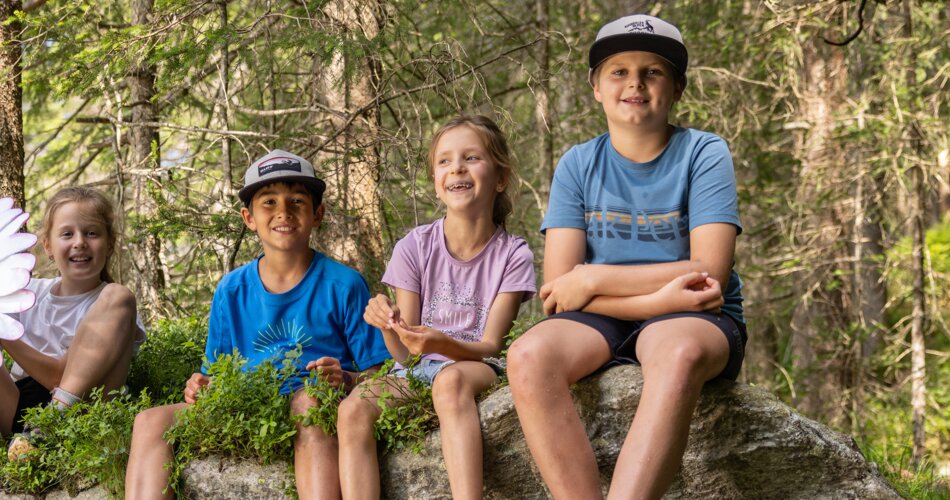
[624,20,654,33]
[259,157,302,176]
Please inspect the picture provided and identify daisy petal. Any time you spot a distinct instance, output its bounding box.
[0,207,25,234]
[0,253,35,271]
[0,233,37,262]
[0,289,35,314]
[0,268,30,296]
[0,211,29,237]
[0,198,12,212]
[0,312,25,341]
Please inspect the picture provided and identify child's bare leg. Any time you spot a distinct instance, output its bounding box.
[0,364,18,436]
[606,318,729,500]
[431,361,497,500]
[507,320,613,500]
[59,284,137,399]
[291,389,341,500]
[125,402,188,500]
[337,377,409,500]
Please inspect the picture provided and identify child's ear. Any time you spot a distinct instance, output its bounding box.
[41,237,52,261]
[313,204,326,227]
[240,206,256,230]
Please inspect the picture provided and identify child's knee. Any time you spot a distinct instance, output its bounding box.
[337,395,377,435]
[431,369,468,411]
[289,390,318,417]
[133,406,176,439]
[99,284,137,314]
[507,331,556,382]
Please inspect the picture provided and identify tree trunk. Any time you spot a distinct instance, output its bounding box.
[535,0,554,194]
[788,11,852,421]
[128,0,165,314]
[314,0,385,281]
[903,0,927,469]
[0,0,24,207]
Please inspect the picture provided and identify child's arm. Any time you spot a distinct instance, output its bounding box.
[581,272,724,321]
[0,339,66,390]
[541,224,737,315]
[390,291,524,361]
[305,356,382,394]
[363,288,420,363]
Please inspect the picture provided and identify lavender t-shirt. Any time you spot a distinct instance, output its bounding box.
[382,218,536,362]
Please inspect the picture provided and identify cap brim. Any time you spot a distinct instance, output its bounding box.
[238,176,327,206]
[589,33,687,76]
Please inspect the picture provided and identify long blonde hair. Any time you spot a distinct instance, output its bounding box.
[426,115,514,228]
[41,187,117,283]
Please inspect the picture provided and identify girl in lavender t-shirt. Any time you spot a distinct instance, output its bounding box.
[337,115,536,499]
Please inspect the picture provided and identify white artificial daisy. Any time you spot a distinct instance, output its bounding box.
[0,197,37,341]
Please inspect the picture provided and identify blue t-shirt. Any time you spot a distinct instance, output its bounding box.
[203,250,391,393]
[542,128,744,324]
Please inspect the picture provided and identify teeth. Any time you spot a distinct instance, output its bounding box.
[69,257,91,262]
[448,182,473,192]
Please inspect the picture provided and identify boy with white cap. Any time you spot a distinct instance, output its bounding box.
[507,14,746,499]
[124,150,390,500]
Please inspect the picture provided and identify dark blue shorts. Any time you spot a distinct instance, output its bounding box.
[12,377,51,434]
[540,311,747,381]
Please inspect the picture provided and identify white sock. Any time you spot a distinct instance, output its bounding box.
[50,387,81,411]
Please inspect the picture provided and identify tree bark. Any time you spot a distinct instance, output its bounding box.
[535,0,553,192]
[903,0,927,469]
[0,0,24,207]
[128,0,165,313]
[314,0,385,281]
[788,11,852,420]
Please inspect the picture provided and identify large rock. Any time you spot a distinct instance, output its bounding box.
[1,366,899,499]
[380,365,899,499]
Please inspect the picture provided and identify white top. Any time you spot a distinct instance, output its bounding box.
[6,277,146,382]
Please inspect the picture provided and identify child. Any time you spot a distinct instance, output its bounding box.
[124,150,391,500]
[0,187,146,460]
[507,14,747,499]
[336,115,536,499]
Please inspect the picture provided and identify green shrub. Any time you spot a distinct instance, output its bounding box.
[369,358,436,453]
[0,388,152,497]
[162,348,300,494]
[127,315,207,404]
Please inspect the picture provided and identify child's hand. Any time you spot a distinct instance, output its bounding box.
[391,321,442,356]
[306,357,345,388]
[184,373,211,404]
[364,294,400,330]
[655,272,724,313]
[540,264,595,315]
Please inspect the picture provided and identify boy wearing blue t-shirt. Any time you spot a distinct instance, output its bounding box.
[508,14,746,499]
[125,150,390,500]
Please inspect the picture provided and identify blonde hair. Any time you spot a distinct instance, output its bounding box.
[426,115,514,228]
[41,187,117,283]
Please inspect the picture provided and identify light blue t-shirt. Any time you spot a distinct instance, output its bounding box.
[203,250,391,393]
[542,128,744,324]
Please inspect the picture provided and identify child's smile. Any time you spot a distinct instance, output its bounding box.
[242,183,320,253]
[432,126,505,217]
[43,201,111,295]
[594,51,682,130]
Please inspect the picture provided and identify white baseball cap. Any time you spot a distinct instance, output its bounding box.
[238,149,326,206]
[589,14,688,78]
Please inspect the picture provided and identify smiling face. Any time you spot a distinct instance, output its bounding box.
[431,125,507,219]
[593,50,684,131]
[42,201,111,293]
[241,182,323,255]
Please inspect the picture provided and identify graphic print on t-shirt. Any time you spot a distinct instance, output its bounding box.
[585,205,689,242]
[252,317,314,358]
[423,281,488,343]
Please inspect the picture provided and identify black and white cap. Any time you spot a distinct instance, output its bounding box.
[589,14,688,77]
[238,149,326,206]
